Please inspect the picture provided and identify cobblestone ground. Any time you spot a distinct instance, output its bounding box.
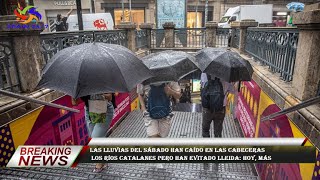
[0,108,259,180]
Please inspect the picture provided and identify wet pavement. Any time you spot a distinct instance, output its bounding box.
[0,109,259,180]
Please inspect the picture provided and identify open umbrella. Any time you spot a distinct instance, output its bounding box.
[37,43,152,98]
[286,2,304,12]
[142,50,198,84]
[194,48,253,82]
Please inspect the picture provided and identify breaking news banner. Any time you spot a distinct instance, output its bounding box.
[6,138,315,167]
[6,146,82,167]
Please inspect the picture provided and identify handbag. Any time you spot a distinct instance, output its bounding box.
[88,100,107,114]
[88,99,108,124]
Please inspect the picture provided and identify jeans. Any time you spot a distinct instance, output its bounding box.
[85,102,114,138]
[202,107,226,138]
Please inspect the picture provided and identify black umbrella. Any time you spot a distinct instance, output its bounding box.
[194,48,253,82]
[142,50,198,84]
[37,43,152,98]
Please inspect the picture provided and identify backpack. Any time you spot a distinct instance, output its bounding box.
[201,78,225,112]
[147,83,171,119]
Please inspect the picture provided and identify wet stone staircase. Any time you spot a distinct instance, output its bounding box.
[0,110,259,180]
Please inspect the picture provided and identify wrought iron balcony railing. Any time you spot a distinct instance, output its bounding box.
[245,27,299,82]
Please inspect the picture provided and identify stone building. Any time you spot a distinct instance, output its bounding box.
[2,0,317,31]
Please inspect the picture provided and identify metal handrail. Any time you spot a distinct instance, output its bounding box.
[0,89,80,113]
[261,96,320,121]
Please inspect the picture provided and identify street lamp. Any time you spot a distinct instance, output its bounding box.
[122,0,124,22]
[129,0,132,22]
[205,0,208,24]
[76,0,83,30]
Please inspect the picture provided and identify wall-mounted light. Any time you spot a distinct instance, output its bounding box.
[276,12,287,16]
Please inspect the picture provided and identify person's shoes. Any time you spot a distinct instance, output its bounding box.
[93,164,107,173]
[156,163,164,168]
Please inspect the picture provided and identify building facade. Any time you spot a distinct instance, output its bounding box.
[94,0,316,28]
[4,0,316,31]
[33,0,91,31]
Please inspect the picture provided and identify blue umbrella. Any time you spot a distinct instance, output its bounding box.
[286,2,304,12]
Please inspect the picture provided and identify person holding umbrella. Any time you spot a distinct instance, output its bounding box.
[138,50,197,139]
[137,82,181,139]
[37,43,153,172]
[194,48,254,138]
[87,93,115,172]
[72,93,116,172]
[201,74,234,137]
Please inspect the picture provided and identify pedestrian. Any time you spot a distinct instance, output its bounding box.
[137,82,181,168]
[179,89,188,103]
[56,7,73,31]
[184,84,191,103]
[137,82,181,138]
[85,93,115,172]
[201,74,232,138]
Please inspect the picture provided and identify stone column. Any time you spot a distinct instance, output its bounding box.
[213,0,222,22]
[163,22,175,48]
[230,26,236,47]
[205,21,218,47]
[117,22,137,52]
[0,20,45,93]
[139,23,154,48]
[94,0,104,13]
[231,20,258,54]
[291,7,320,101]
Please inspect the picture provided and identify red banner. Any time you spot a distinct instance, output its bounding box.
[110,93,130,128]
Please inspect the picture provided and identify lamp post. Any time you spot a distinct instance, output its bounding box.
[205,0,208,24]
[122,0,124,22]
[129,0,132,22]
[76,0,83,30]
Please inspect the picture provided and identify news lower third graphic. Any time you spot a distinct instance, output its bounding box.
[6,138,316,167]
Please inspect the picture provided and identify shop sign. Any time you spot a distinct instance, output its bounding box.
[156,0,186,28]
[54,1,76,6]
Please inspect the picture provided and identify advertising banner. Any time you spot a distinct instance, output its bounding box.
[232,80,317,180]
[156,0,186,28]
[0,93,133,168]
[111,93,130,128]
[237,81,261,138]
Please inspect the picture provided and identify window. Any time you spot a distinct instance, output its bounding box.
[80,140,84,145]
[84,125,88,135]
[68,120,71,127]
[219,16,230,23]
[187,12,202,28]
[114,9,145,28]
